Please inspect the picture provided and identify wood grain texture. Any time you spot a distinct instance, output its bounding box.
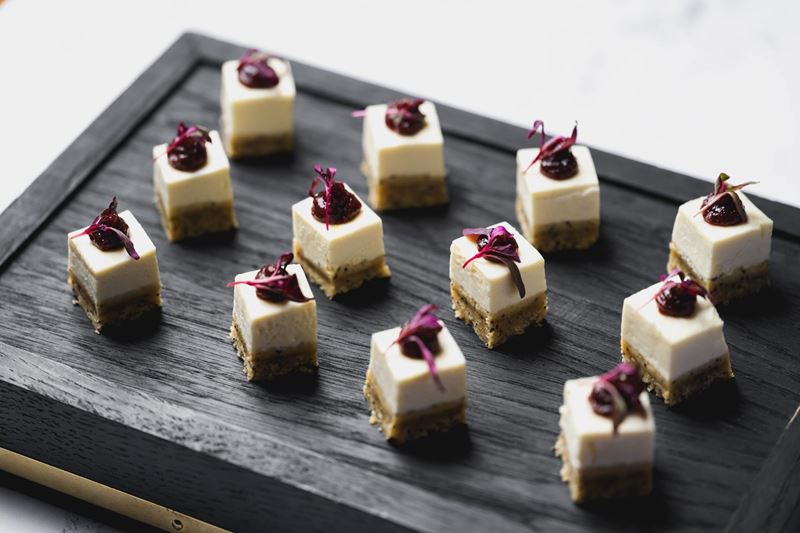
[1,33,799,532]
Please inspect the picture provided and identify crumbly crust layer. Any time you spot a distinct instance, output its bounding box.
[292,241,391,299]
[155,191,238,242]
[222,130,294,159]
[451,282,547,349]
[515,198,599,252]
[667,243,770,305]
[555,433,653,503]
[68,271,161,333]
[621,339,733,406]
[230,318,317,382]
[360,159,448,211]
[363,370,466,444]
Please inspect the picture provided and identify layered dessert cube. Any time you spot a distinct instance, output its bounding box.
[555,364,655,503]
[364,305,467,443]
[668,174,772,304]
[450,222,547,348]
[228,253,317,381]
[68,198,161,332]
[359,99,447,210]
[153,124,237,241]
[621,271,733,405]
[220,49,295,158]
[292,165,390,298]
[515,122,600,252]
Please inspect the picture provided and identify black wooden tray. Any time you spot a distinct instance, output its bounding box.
[1,33,798,533]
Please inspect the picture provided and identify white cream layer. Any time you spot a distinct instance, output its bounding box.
[220,58,295,138]
[369,322,467,415]
[67,210,160,303]
[362,101,445,180]
[559,377,655,470]
[449,221,546,314]
[516,145,600,227]
[621,279,728,382]
[152,130,234,211]
[670,193,772,279]
[291,185,385,269]
[232,265,316,354]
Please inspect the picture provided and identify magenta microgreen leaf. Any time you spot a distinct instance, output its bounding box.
[524,120,578,173]
[70,197,139,260]
[589,362,646,434]
[391,304,445,392]
[462,226,526,298]
[227,252,311,303]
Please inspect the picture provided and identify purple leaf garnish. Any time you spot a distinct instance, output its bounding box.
[385,98,426,136]
[237,49,280,89]
[589,362,646,434]
[154,122,212,172]
[227,252,311,303]
[391,304,445,392]
[462,226,526,298]
[696,173,758,226]
[308,164,362,230]
[70,197,140,260]
[524,120,579,180]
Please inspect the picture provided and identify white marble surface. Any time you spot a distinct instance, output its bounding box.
[1,0,798,530]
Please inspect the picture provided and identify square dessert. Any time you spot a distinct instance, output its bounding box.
[153,125,237,241]
[515,122,600,252]
[668,174,772,304]
[292,165,390,298]
[621,271,733,405]
[220,49,295,158]
[364,305,467,443]
[360,99,447,211]
[229,253,317,381]
[68,198,161,332]
[449,222,547,348]
[555,364,655,503]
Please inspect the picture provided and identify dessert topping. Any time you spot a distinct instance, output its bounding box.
[462,226,526,298]
[392,304,445,391]
[158,123,212,172]
[237,49,280,89]
[589,362,646,433]
[385,98,427,136]
[70,197,139,259]
[308,165,362,230]
[227,252,311,303]
[524,120,579,180]
[698,173,757,226]
[653,269,708,317]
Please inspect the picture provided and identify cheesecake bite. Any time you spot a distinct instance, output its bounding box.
[364,305,467,443]
[220,49,295,158]
[516,121,600,252]
[153,123,237,241]
[555,363,655,503]
[292,165,391,298]
[668,173,772,304]
[228,252,317,381]
[621,270,733,405]
[450,222,547,348]
[68,198,162,332]
[358,99,447,210]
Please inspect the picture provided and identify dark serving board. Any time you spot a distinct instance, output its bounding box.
[1,33,798,533]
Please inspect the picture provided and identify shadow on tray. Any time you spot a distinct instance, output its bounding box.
[392,424,472,462]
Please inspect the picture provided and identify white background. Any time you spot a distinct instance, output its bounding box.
[1,0,798,531]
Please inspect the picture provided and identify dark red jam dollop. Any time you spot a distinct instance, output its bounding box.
[227,253,311,303]
[589,362,646,433]
[308,165,362,229]
[462,226,526,298]
[166,123,211,172]
[540,149,579,180]
[70,197,140,259]
[237,49,279,89]
[393,304,445,391]
[385,98,426,136]
[699,173,757,227]
[653,270,707,317]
